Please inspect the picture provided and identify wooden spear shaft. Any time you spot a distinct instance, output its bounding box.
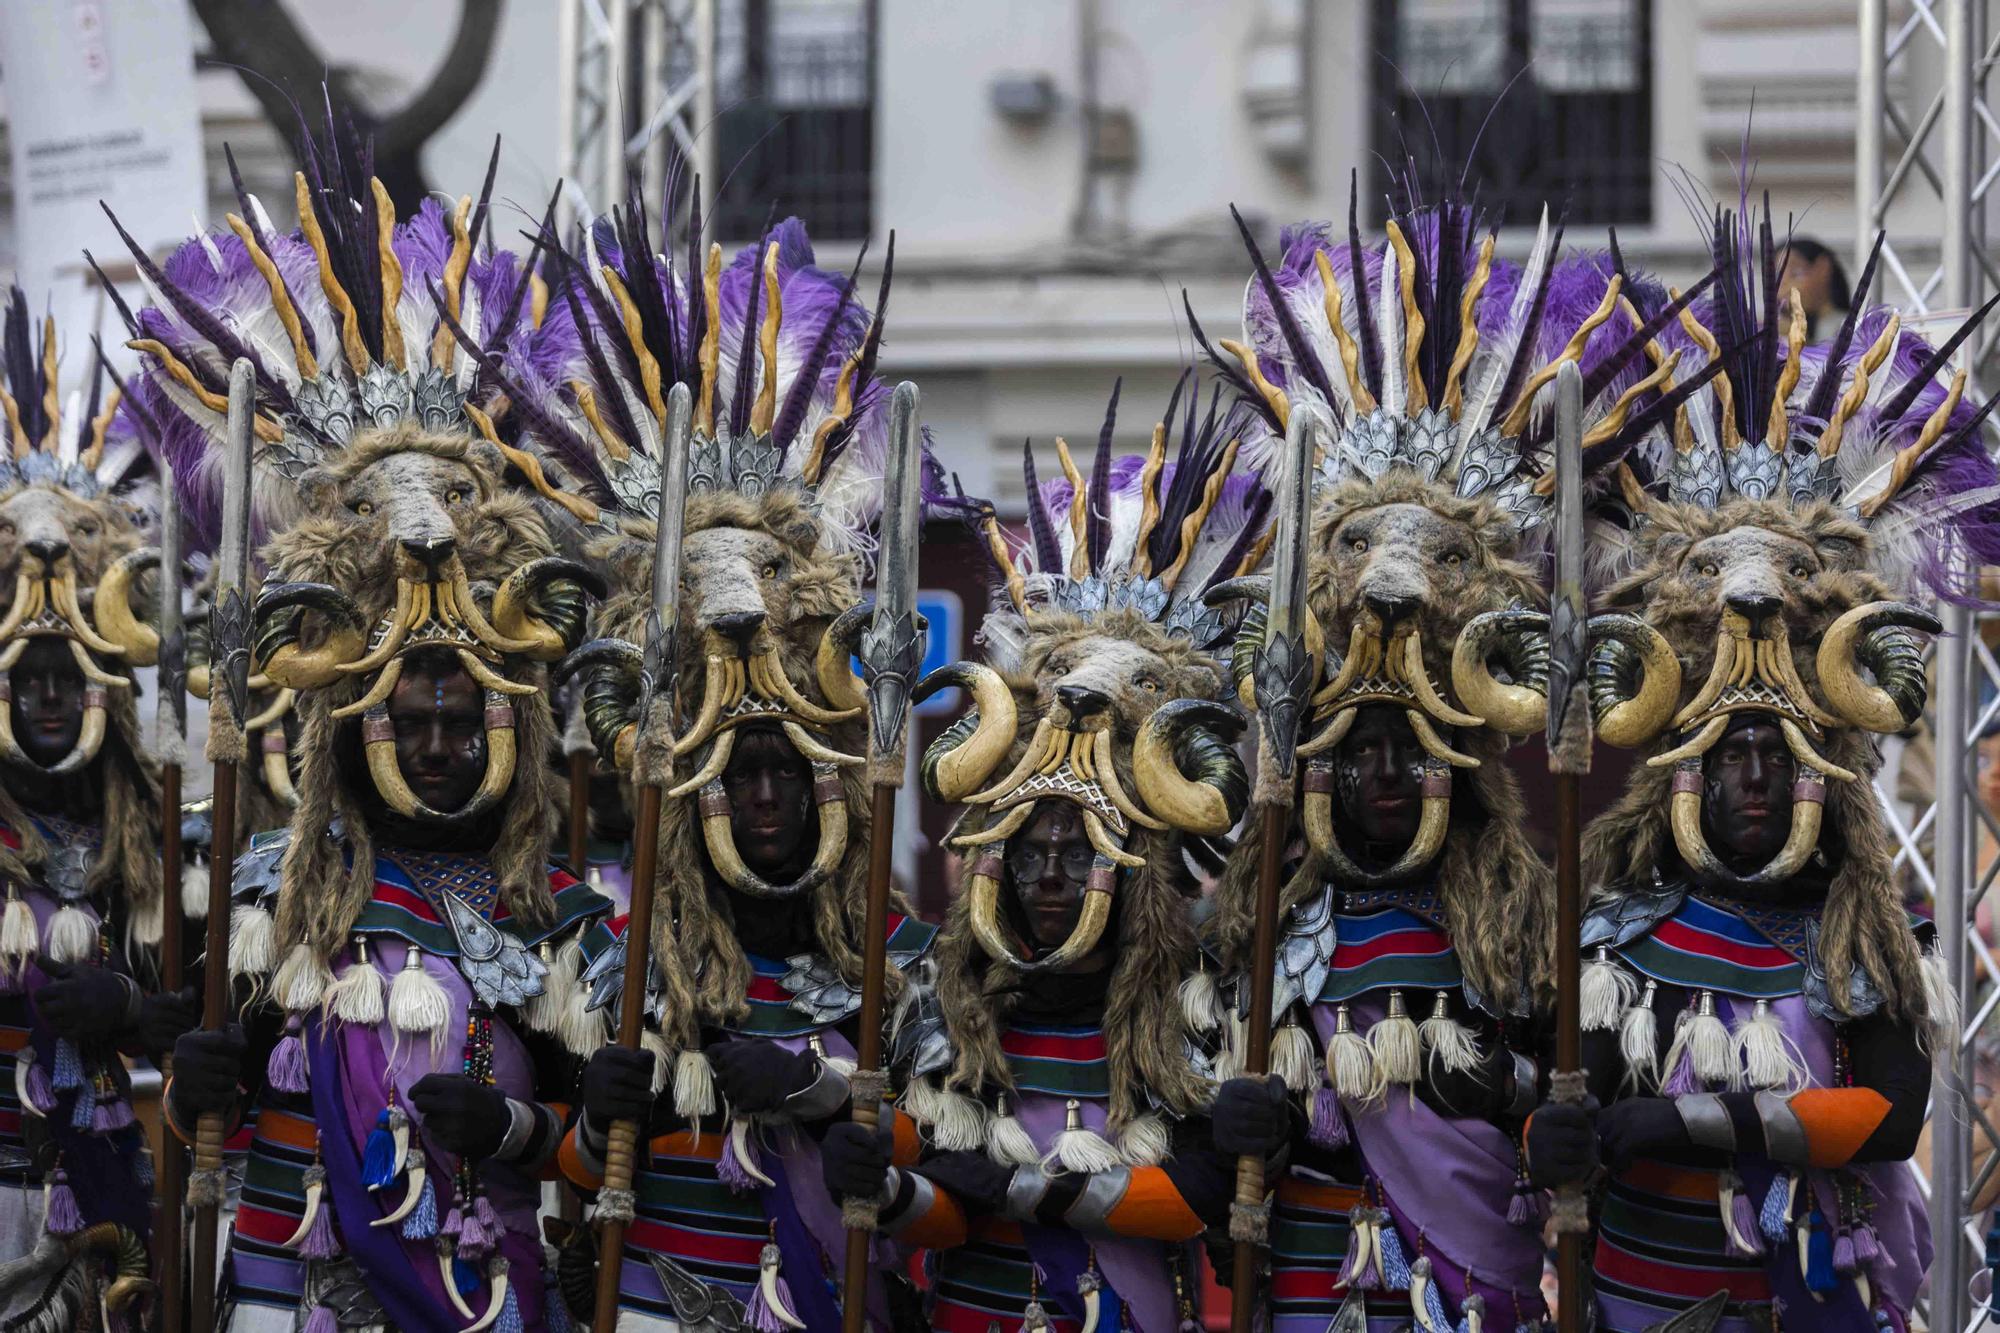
[189,761,237,1333]
[1230,802,1289,1331]
[154,759,186,1333]
[840,795,898,1333]
[1555,775,1584,1333]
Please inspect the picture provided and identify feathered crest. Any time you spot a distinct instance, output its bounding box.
[467,187,898,547]
[950,374,1272,657]
[1203,181,1727,539]
[0,292,149,504]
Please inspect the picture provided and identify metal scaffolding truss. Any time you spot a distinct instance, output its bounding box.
[555,0,715,234]
[1858,2,2000,1330]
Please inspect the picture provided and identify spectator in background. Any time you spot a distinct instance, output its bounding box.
[1779,236,1852,338]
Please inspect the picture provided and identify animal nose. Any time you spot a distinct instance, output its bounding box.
[1056,685,1110,721]
[1364,591,1417,626]
[1726,592,1782,627]
[24,538,68,569]
[711,610,767,649]
[399,536,457,574]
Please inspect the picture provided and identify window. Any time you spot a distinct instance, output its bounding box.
[711,0,874,241]
[1371,0,1653,226]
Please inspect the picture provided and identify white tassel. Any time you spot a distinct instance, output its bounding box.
[903,1076,988,1151]
[227,904,275,979]
[1734,999,1804,1090]
[1419,990,1481,1075]
[556,956,608,1057]
[327,938,387,1026]
[0,889,37,975]
[1923,945,1961,1055]
[43,904,95,966]
[987,1094,1041,1167]
[1179,969,1222,1034]
[1270,1018,1318,1093]
[274,944,331,1013]
[1048,1098,1121,1175]
[1326,1003,1380,1102]
[1370,990,1421,1086]
[1686,990,1737,1086]
[181,861,208,920]
[522,939,570,1035]
[130,892,164,949]
[672,1046,715,1116]
[1118,1112,1171,1167]
[1581,947,1637,1032]
[1620,979,1659,1090]
[387,948,450,1046]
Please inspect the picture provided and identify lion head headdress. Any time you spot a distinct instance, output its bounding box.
[1205,190,1729,1011]
[118,135,599,988]
[0,293,163,959]
[913,376,1262,1137]
[1581,206,2000,1024]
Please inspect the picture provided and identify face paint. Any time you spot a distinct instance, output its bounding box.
[387,665,487,815]
[720,725,814,878]
[10,637,83,769]
[1701,716,1797,869]
[1331,705,1428,851]
[1004,801,1094,951]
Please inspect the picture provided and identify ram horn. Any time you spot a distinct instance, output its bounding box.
[1816,600,1942,734]
[254,582,370,690]
[487,558,608,661]
[1450,609,1549,737]
[555,637,643,769]
[90,549,162,666]
[815,603,870,714]
[1587,614,1684,749]
[1129,699,1248,836]
[915,662,1020,802]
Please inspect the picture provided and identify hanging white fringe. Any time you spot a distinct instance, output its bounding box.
[1270,1019,1318,1093]
[1370,990,1421,1087]
[987,1094,1041,1167]
[672,1046,715,1116]
[0,888,37,976]
[1419,991,1481,1075]
[1682,989,1737,1086]
[1326,1003,1380,1102]
[274,944,331,1013]
[227,904,276,980]
[1620,979,1659,1090]
[555,953,608,1058]
[1581,947,1637,1031]
[1734,998,1804,1090]
[43,904,95,966]
[902,1076,987,1152]
[327,938,387,1026]
[1047,1098,1121,1174]
[387,948,450,1045]
[522,938,576,1037]
[130,891,164,949]
[1179,970,1223,1034]
[181,861,208,920]
[1117,1113,1171,1167]
[1923,945,1961,1055]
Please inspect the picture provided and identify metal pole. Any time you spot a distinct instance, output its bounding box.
[1858,0,1887,263]
[640,0,668,212]
[556,0,581,233]
[606,0,633,209]
[695,0,718,227]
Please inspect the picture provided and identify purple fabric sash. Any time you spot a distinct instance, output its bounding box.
[757,1140,848,1332]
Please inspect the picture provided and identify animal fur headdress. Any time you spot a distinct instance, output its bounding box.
[1581,204,2000,1024]
[119,135,598,976]
[0,293,163,960]
[915,377,1261,1131]
[537,197,910,1051]
[1202,190,1724,1009]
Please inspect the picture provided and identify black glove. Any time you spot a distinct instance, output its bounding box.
[921,1150,1014,1218]
[704,1040,818,1115]
[581,1046,657,1127]
[137,986,199,1064]
[34,959,136,1045]
[821,1119,892,1201]
[1414,1037,1513,1122]
[409,1073,512,1163]
[1524,1097,1600,1187]
[168,1025,246,1126]
[1211,1075,1291,1157]
[1597,1096,1690,1171]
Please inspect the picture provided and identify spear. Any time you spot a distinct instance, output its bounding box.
[840,382,926,1333]
[189,359,255,1330]
[153,456,188,1333]
[1230,404,1324,1331]
[590,381,693,1333]
[1546,362,1593,1332]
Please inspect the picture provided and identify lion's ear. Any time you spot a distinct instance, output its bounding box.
[1814,533,1866,571]
[299,469,339,513]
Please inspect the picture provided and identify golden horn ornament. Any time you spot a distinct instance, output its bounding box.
[968,718,1056,806]
[674,653,736,757]
[362,691,519,822]
[65,636,130,690]
[1304,753,1454,887]
[697,762,849,898]
[1398,632,1482,728]
[965,847,1119,972]
[814,611,869,715]
[1588,614,1684,749]
[331,656,405,721]
[1816,601,1940,733]
[1449,610,1548,738]
[445,568,549,660]
[1296,703,1361,759]
[90,550,161,667]
[260,728,299,808]
[779,719,863,768]
[0,573,40,643]
[921,662,1021,802]
[667,727,738,800]
[1093,726,1169,833]
[335,580,418,677]
[753,648,862,727]
[1753,632,1842,731]
[48,572,124,658]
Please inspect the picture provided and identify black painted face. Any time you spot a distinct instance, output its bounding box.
[1703,716,1796,868]
[1004,801,1094,950]
[722,725,813,877]
[388,666,487,814]
[1332,706,1427,849]
[11,638,82,767]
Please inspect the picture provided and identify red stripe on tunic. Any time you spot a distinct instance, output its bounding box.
[235,1204,307,1247]
[1595,1236,1774,1302]
[1331,926,1453,967]
[1650,918,1795,971]
[624,1218,766,1266]
[998,1030,1109,1061]
[1271,1268,1350,1301]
